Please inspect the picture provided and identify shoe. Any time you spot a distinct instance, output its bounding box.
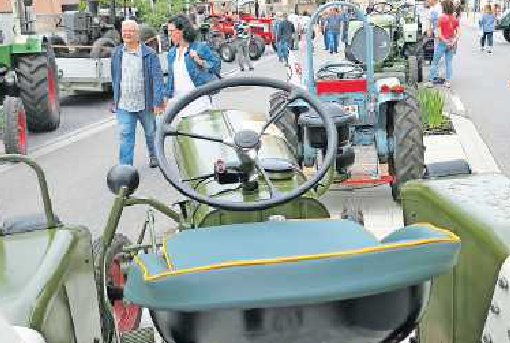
[249,67,254,71]
[149,157,158,168]
[444,81,451,88]
[487,49,492,53]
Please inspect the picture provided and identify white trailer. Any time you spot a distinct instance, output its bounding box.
[56,53,169,93]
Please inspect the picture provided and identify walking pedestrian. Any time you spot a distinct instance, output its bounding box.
[233,15,254,71]
[479,4,496,53]
[111,20,165,168]
[166,14,221,117]
[277,13,295,66]
[272,13,283,60]
[325,8,347,54]
[319,11,330,50]
[426,0,460,88]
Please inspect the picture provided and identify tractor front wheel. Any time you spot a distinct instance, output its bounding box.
[387,100,424,201]
[504,28,510,42]
[220,42,236,62]
[2,96,28,154]
[93,234,142,342]
[18,49,61,133]
[406,55,420,87]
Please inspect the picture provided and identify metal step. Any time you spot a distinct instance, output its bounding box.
[120,327,155,343]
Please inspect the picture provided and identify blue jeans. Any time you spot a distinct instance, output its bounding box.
[429,40,453,81]
[116,108,156,165]
[278,39,289,63]
[323,29,330,50]
[328,31,340,53]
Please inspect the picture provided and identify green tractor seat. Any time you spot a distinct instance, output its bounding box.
[124,219,460,343]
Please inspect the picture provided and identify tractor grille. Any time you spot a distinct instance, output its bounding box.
[120,327,155,343]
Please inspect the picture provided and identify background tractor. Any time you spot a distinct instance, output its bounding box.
[0,0,61,135]
[270,1,424,200]
[346,0,424,85]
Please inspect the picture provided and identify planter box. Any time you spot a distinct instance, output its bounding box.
[424,113,455,136]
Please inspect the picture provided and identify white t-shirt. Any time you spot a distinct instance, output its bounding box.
[170,47,212,117]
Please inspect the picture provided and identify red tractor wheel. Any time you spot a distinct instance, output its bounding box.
[93,234,142,340]
[2,96,28,155]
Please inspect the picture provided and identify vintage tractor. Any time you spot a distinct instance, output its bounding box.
[270,1,424,200]
[0,77,462,343]
[0,0,61,133]
[346,0,424,85]
[496,8,510,42]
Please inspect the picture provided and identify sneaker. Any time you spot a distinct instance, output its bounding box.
[249,67,254,71]
[149,157,158,168]
[487,49,493,53]
[444,81,451,88]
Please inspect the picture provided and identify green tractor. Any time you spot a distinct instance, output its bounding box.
[0,0,61,137]
[346,0,424,85]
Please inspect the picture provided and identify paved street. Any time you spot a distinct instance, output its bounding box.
[452,16,510,174]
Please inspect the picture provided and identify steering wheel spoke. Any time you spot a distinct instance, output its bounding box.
[254,158,282,199]
[163,124,236,148]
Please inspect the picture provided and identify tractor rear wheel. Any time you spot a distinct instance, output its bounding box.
[18,49,60,133]
[93,234,142,342]
[406,55,419,87]
[504,28,510,42]
[387,100,424,201]
[219,42,235,62]
[2,96,28,154]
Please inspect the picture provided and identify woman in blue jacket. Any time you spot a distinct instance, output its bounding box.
[166,14,221,116]
[479,5,496,53]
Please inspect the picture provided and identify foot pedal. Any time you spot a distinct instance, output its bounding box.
[120,327,155,343]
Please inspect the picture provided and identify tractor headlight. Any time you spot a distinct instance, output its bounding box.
[5,71,17,86]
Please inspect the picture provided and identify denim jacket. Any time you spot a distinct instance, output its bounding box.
[111,44,165,112]
[479,13,496,32]
[166,42,221,98]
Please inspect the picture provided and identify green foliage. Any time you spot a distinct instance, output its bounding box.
[132,0,197,29]
[78,0,87,12]
[417,87,446,129]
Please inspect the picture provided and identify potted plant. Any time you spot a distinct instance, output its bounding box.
[417,87,454,135]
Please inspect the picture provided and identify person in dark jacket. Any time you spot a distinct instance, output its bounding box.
[111,20,165,168]
[277,13,295,66]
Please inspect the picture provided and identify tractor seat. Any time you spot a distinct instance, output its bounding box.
[1,213,61,236]
[298,102,356,128]
[125,219,459,311]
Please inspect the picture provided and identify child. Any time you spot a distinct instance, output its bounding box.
[479,5,496,53]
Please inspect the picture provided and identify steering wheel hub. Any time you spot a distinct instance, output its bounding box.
[234,130,261,150]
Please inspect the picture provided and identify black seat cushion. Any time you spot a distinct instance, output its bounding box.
[1,214,61,236]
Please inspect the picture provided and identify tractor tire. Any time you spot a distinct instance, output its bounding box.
[249,40,262,60]
[140,25,159,52]
[387,100,424,201]
[504,28,510,42]
[103,29,121,44]
[17,50,61,133]
[2,96,28,155]
[219,42,236,62]
[406,55,419,87]
[253,35,266,55]
[93,234,142,342]
[90,37,116,58]
[49,35,68,56]
[210,36,224,51]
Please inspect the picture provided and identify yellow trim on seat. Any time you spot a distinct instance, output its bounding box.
[134,224,459,282]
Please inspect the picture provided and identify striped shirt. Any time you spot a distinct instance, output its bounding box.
[118,44,145,112]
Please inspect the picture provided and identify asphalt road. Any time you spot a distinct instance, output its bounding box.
[451,17,510,175]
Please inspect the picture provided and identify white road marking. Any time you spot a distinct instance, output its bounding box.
[451,94,465,113]
[0,53,278,174]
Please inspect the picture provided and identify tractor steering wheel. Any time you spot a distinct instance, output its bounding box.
[155,77,337,211]
[372,2,394,13]
[316,62,364,79]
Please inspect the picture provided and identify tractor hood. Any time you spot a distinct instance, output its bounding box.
[173,109,297,181]
[172,109,331,226]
